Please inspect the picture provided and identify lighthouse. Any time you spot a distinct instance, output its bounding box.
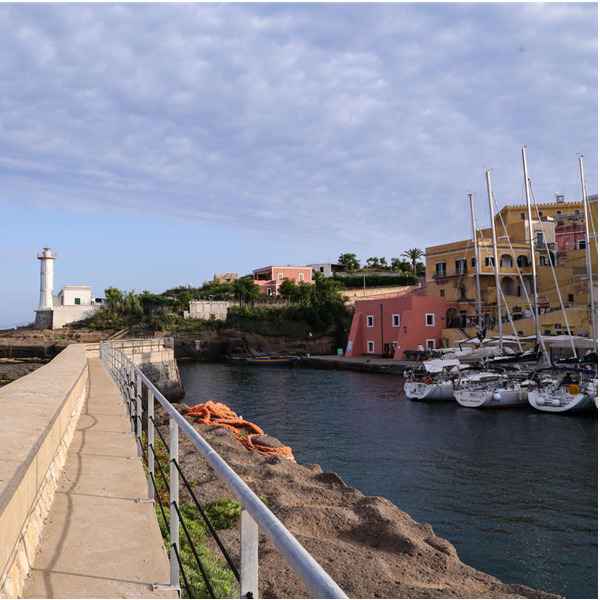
[37,246,57,309]
[34,246,57,329]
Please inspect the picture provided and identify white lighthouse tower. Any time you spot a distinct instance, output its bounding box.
[34,246,57,328]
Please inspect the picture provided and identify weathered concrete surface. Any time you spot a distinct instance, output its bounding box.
[0,345,89,598]
[21,358,175,599]
[302,354,413,375]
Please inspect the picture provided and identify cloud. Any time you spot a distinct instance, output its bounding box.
[0,2,596,253]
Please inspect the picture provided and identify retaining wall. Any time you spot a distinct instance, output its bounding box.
[0,345,90,598]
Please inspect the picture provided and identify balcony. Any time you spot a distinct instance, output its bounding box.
[535,241,557,251]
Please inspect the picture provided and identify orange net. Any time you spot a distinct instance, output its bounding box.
[186,401,295,461]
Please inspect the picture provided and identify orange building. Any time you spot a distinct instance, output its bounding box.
[252,265,314,296]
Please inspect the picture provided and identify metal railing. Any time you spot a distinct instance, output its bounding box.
[105,337,174,354]
[99,340,347,600]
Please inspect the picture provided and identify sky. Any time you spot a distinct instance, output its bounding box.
[0,1,597,327]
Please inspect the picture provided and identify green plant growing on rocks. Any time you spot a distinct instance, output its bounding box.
[157,506,237,599]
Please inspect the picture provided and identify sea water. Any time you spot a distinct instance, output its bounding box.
[179,362,598,599]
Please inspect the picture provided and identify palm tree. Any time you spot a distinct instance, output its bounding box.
[402,248,424,274]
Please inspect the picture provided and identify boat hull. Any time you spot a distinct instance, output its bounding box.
[528,389,595,413]
[246,356,299,366]
[404,380,455,401]
[454,388,528,408]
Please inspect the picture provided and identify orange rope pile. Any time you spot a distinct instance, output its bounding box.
[186,401,295,461]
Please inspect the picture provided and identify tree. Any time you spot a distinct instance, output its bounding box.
[233,277,260,306]
[105,287,124,309]
[338,253,360,272]
[402,248,425,274]
[390,258,411,272]
[279,278,297,302]
[365,257,380,269]
[175,290,193,312]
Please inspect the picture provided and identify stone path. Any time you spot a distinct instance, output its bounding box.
[22,358,176,599]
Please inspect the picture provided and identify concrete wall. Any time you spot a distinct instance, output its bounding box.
[51,305,100,329]
[106,339,184,401]
[185,300,231,320]
[0,345,90,598]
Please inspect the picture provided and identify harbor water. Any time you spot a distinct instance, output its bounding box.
[179,362,598,599]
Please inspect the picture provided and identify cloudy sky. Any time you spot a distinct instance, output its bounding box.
[0,2,597,327]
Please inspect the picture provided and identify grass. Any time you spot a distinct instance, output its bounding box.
[145,435,248,598]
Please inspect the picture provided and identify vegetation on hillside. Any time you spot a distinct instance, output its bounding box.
[77,273,353,336]
[337,251,425,277]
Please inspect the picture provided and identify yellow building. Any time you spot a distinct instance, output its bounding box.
[425,197,597,348]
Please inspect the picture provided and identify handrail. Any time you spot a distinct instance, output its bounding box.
[99,340,347,600]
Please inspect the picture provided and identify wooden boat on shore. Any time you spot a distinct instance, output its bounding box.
[246,355,300,366]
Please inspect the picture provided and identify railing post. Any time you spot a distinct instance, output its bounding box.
[147,389,155,501]
[240,509,259,599]
[136,374,143,458]
[169,417,180,590]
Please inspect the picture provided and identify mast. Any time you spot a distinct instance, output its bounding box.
[522,146,541,348]
[469,193,483,342]
[485,170,502,351]
[579,155,597,354]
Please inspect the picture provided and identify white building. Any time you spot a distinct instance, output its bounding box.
[184,300,231,320]
[34,247,104,329]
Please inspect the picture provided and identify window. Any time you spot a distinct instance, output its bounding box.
[426,313,435,326]
[392,314,400,327]
[278,272,284,280]
[299,273,305,281]
[568,294,574,302]
[485,256,495,267]
[426,339,436,350]
[456,258,467,275]
[556,210,562,215]
[538,211,544,218]
[74,298,81,305]
[536,232,543,244]
[440,289,445,297]
[520,212,526,220]
[574,209,580,214]
[435,261,446,277]
[367,341,375,353]
[471,257,476,267]
[540,255,549,266]
[578,240,586,250]
[366,315,374,327]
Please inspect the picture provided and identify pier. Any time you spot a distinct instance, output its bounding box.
[0,340,346,599]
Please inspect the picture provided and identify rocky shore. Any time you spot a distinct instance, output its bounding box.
[156,403,558,599]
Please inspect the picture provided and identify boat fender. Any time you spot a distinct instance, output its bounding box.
[492,392,502,401]
[568,383,580,395]
[424,376,433,385]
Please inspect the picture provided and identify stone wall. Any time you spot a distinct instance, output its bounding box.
[0,345,90,598]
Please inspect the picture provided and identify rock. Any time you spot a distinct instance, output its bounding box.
[153,405,559,599]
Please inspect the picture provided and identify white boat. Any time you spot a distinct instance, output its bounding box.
[404,358,465,401]
[403,359,498,401]
[455,376,533,408]
[404,378,456,401]
[528,371,596,413]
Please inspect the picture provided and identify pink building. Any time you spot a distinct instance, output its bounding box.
[252,265,314,296]
[346,294,458,358]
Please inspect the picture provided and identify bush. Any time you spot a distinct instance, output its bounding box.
[335,273,417,288]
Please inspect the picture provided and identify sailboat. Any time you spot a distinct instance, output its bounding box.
[528,368,596,412]
[528,155,598,413]
[455,162,535,408]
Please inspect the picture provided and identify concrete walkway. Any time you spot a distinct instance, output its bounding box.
[22,358,176,599]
